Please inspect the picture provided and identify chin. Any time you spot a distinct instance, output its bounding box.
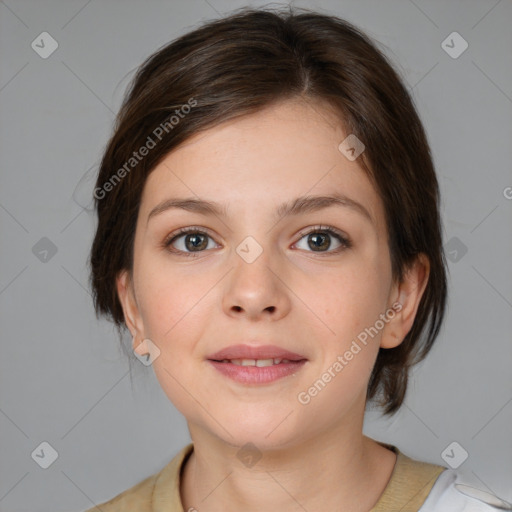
[209,412,307,453]
[223,431,299,455]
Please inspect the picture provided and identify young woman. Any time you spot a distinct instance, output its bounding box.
[86,7,509,511]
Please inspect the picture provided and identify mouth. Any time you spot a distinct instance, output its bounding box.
[207,344,307,362]
[211,357,302,366]
[207,344,308,384]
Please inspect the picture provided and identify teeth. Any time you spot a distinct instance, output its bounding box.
[227,358,292,366]
[256,359,274,367]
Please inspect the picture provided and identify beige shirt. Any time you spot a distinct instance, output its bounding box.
[85,442,447,512]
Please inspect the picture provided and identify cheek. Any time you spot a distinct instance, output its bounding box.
[300,272,386,411]
[133,255,219,353]
[135,266,212,416]
[135,254,212,341]
[317,265,389,343]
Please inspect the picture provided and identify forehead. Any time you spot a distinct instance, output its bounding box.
[140,99,384,230]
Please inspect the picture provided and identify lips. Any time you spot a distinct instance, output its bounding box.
[207,344,308,384]
[207,344,307,363]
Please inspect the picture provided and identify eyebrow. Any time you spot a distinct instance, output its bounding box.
[146,193,373,226]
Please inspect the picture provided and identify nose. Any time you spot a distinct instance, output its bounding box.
[222,246,292,322]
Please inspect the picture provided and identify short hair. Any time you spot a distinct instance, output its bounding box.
[89,6,448,415]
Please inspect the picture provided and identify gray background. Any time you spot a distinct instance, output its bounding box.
[1,0,511,510]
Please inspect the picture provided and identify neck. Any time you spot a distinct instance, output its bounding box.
[181,408,396,511]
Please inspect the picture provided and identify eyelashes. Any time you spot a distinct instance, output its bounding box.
[162,224,352,257]
[163,226,217,255]
[295,225,352,253]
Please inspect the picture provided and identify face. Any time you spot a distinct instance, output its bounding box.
[117,99,427,450]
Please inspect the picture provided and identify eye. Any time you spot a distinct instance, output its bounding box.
[163,227,219,256]
[294,225,352,253]
[162,225,351,256]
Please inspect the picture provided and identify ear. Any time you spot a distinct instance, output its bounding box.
[381,253,430,349]
[116,269,147,354]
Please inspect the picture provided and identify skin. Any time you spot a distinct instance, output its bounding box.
[116,98,429,512]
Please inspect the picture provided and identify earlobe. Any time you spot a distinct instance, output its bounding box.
[380,254,430,349]
[133,337,150,356]
[116,269,144,341]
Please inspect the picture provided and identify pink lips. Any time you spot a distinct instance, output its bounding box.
[207,344,307,385]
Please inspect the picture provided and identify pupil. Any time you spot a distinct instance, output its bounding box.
[186,234,207,251]
[309,232,330,251]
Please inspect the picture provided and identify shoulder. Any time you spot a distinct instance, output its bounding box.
[82,443,194,512]
[419,469,512,512]
[83,472,159,512]
[372,442,511,512]
[371,443,446,511]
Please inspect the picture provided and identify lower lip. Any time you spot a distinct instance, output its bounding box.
[208,360,307,384]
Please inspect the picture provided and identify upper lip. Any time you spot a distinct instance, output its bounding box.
[207,344,307,361]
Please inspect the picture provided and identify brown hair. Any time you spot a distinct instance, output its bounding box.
[89,6,447,415]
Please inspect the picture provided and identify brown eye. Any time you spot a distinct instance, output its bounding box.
[183,233,209,251]
[294,226,351,253]
[165,229,218,254]
[308,232,331,251]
